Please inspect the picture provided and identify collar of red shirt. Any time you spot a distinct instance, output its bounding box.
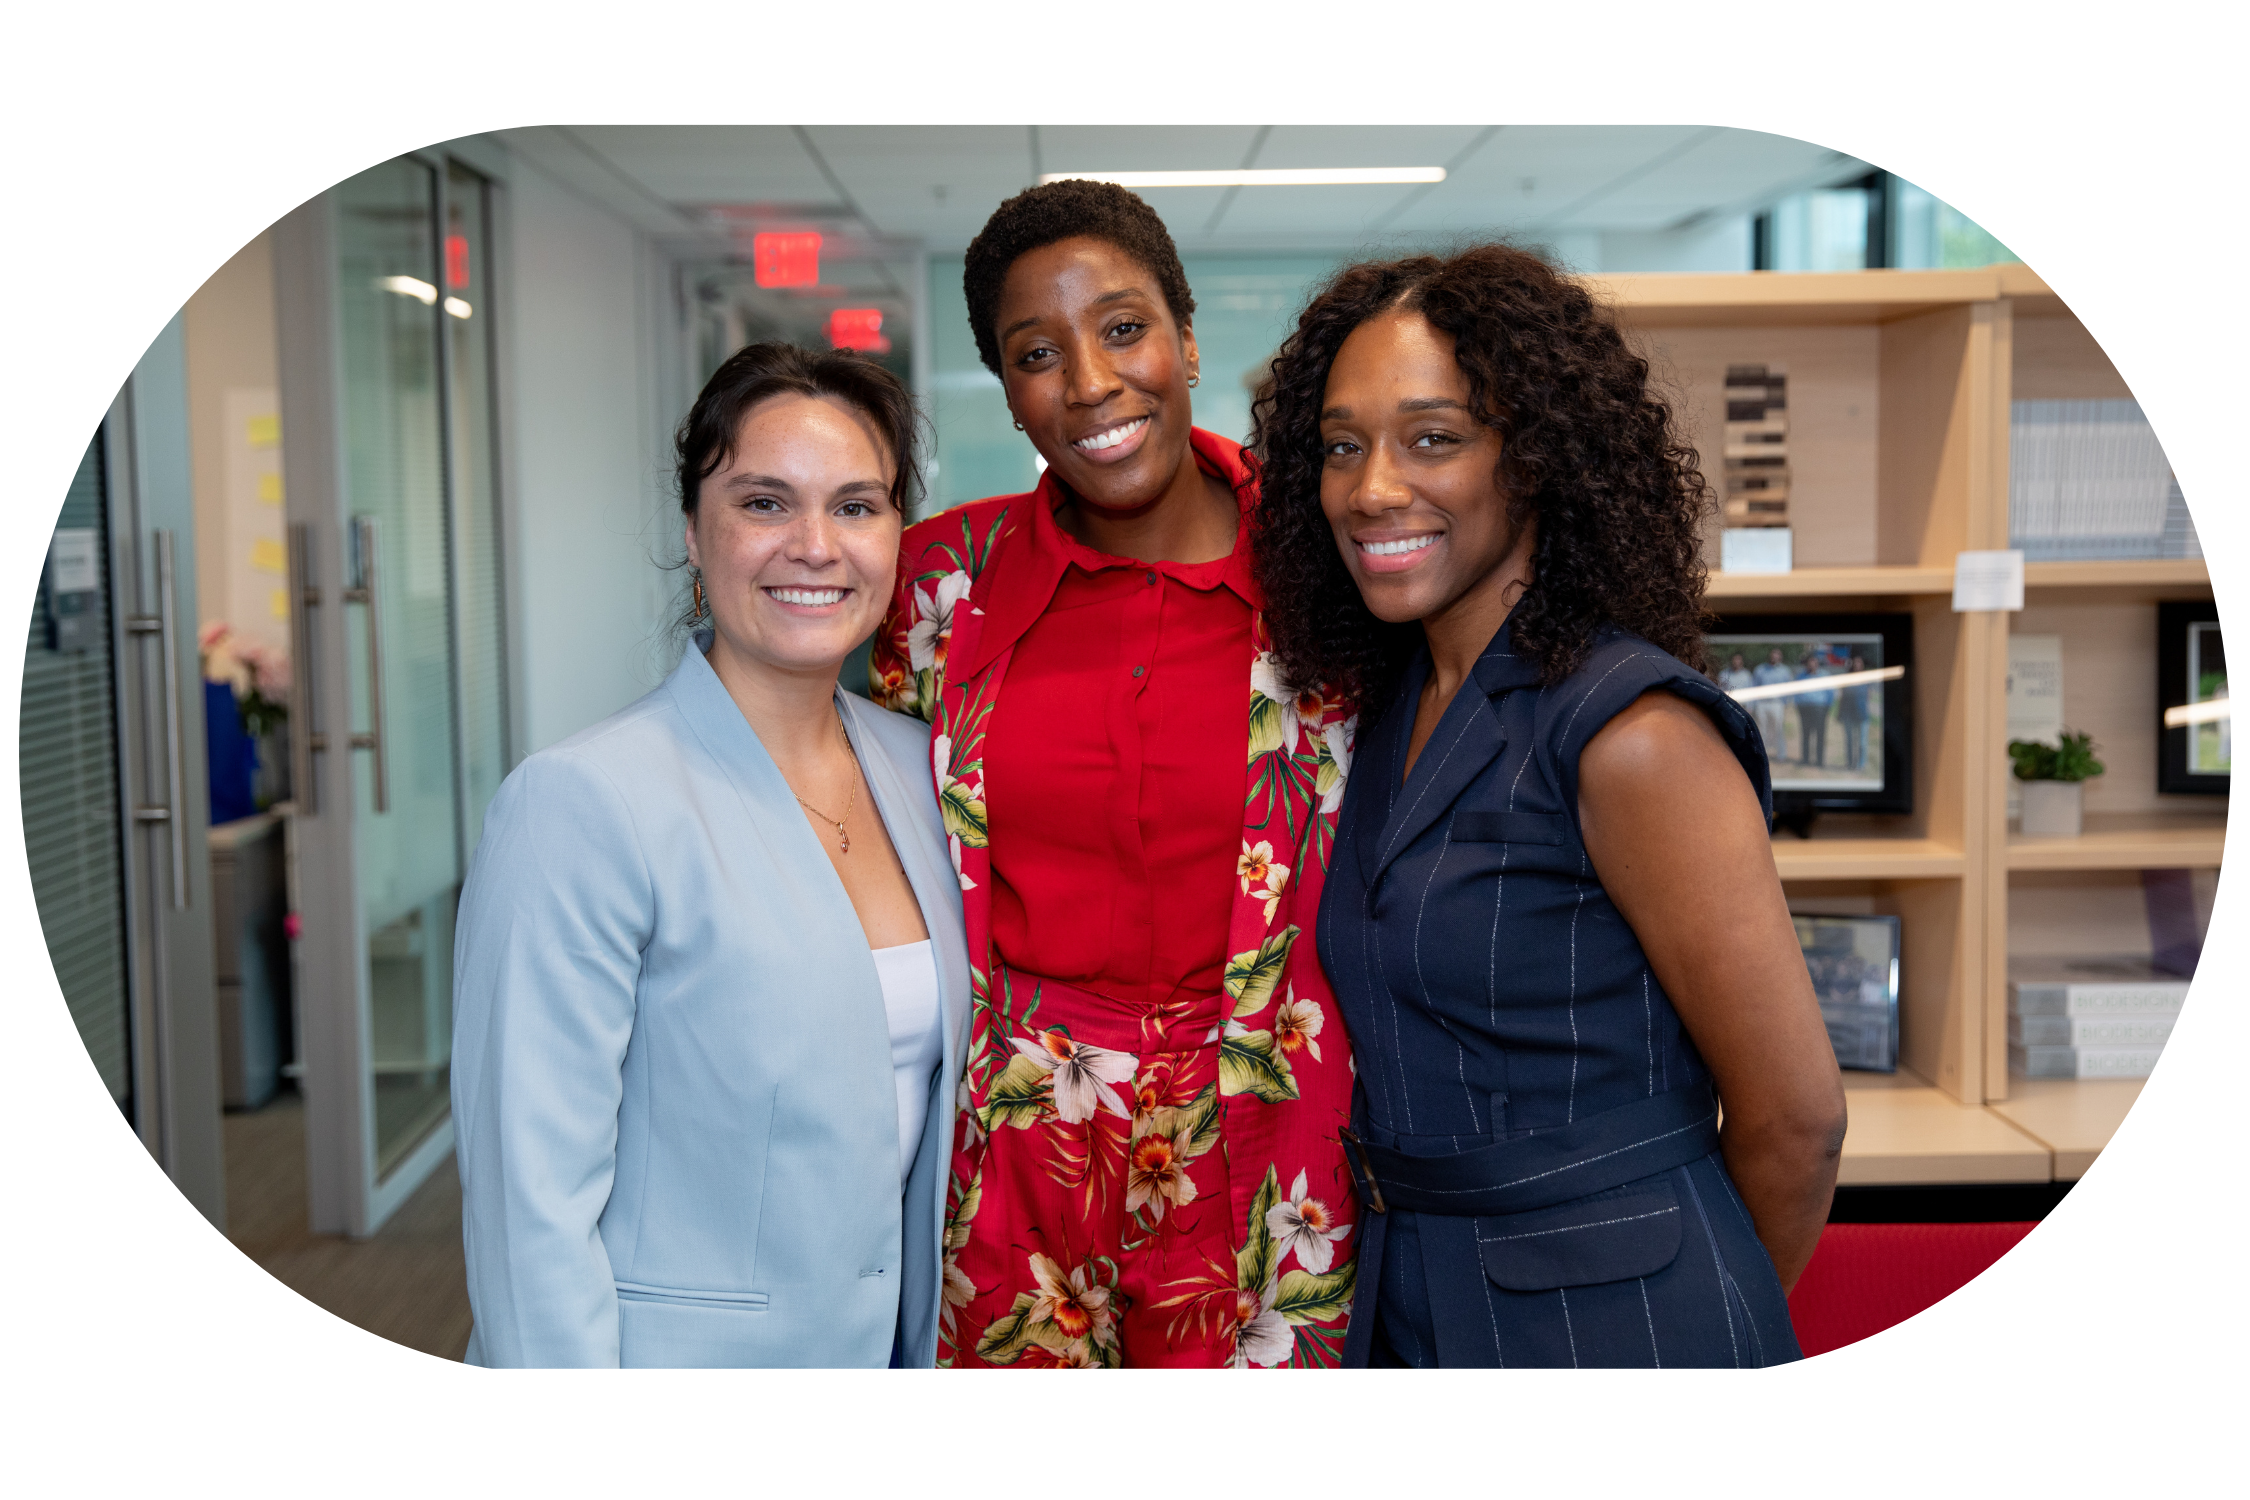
[953,427,1264,682]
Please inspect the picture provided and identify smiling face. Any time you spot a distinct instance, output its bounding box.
[1317,308,1535,632]
[994,236,1202,517]
[685,392,901,683]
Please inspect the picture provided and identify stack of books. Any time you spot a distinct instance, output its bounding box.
[2009,399,2201,561]
[2007,956,2188,1079]
[1722,364,1789,529]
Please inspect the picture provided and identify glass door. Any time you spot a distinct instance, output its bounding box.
[278,150,508,1235]
[22,323,226,1226]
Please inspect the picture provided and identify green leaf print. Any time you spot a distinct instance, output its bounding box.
[1237,1165,1281,1293]
[1171,1083,1223,1160]
[1272,1261,1356,1326]
[1247,692,1288,764]
[973,1292,1044,1365]
[945,1169,983,1252]
[978,1052,1050,1131]
[1224,925,1300,1016]
[1219,1027,1301,1103]
[939,777,989,848]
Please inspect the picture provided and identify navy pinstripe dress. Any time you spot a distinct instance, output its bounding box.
[1319,616,1803,1368]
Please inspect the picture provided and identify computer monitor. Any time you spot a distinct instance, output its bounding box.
[1704,611,1915,830]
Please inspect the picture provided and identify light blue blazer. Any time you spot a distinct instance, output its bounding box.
[451,636,970,1367]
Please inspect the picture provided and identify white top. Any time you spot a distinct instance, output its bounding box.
[872,939,944,1191]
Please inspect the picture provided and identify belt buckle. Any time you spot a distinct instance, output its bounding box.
[1337,1128,1388,1215]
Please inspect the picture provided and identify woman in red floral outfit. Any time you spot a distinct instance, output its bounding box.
[871,180,1358,1367]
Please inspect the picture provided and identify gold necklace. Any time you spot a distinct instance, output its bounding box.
[790,706,857,854]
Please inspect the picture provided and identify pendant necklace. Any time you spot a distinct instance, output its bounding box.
[791,705,857,854]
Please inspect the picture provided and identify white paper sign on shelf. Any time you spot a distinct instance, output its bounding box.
[1952,549,2025,612]
[1720,527,1792,574]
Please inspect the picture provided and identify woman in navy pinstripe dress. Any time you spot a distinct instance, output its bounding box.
[1247,245,1848,1367]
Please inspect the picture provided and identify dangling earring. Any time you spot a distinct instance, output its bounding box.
[691,569,707,621]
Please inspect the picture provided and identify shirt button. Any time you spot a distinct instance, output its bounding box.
[1132,665,1145,678]
[1145,570,1157,585]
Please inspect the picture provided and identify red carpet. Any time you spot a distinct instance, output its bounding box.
[1788,1220,2038,1357]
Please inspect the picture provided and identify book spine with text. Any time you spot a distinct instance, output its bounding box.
[2007,1014,2179,1047]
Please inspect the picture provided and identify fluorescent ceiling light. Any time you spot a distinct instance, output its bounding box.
[1727,664,1905,704]
[376,275,437,305]
[2164,699,2230,728]
[445,297,473,320]
[1040,167,1445,189]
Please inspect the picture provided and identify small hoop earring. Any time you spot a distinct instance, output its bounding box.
[1187,373,1200,388]
[1011,418,1024,431]
[691,570,706,620]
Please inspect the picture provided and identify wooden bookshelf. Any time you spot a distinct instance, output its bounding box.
[1772,837,1965,881]
[2024,559,2210,591]
[2007,812,2227,872]
[1986,1079,2147,1180]
[1837,1072,2051,1185]
[1593,265,2219,1186]
[1706,565,1956,600]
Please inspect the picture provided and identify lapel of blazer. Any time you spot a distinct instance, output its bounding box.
[664,638,892,1062]
[840,689,973,1076]
[1350,651,1417,889]
[1366,624,1541,886]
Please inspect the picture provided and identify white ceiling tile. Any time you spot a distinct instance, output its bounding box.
[519,125,1894,258]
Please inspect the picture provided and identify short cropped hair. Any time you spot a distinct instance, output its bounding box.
[962,178,1196,376]
[673,342,924,517]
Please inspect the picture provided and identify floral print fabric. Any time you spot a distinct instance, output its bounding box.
[872,433,1362,1367]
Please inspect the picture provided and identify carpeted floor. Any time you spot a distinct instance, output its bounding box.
[222,1089,471,1361]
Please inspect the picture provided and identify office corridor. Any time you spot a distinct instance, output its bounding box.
[222,1092,470,1361]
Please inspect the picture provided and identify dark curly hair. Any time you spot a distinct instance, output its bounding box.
[674,341,923,517]
[1248,243,1712,716]
[963,178,1195,376]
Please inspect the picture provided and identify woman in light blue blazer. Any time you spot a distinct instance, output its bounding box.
[452,344,972,1367]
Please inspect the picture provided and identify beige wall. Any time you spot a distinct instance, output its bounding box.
[181,232,285,666]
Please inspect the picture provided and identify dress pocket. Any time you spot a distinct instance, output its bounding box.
[1453,810,1569,846]
[1473,1179,1683,1291]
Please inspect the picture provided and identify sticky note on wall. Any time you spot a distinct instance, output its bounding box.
[246,415,281,449]
[257,472,283,504]
[248,538,286,574]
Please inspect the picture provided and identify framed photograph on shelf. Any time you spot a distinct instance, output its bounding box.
[1792,912,1900,1072]
[2157,599,2228,795]
[1704,612,1915,830]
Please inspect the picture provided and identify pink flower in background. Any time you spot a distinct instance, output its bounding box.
[238,643,292,696]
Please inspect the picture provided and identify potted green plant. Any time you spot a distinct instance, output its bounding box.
[2007,730,2105,838]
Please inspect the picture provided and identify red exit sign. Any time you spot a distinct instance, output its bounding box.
[753,232,822,288]
[828,308,890,354]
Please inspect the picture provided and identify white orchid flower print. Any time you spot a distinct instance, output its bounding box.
[1265,1168,1352,1274]
[1011,1028,1137,1123]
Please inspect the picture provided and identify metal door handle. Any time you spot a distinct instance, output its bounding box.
[342,515,389,813]
[286,521,322,817]
[125,529,190,908]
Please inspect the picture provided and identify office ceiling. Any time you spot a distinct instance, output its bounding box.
[496,124,1870,259]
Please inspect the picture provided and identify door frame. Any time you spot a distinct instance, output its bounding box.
[102,316,226,1228]
[274,145,511,1237]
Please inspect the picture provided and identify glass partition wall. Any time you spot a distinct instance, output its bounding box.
[279,149,508,1233]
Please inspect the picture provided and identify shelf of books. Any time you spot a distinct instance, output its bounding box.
[1593,265,2219,1186]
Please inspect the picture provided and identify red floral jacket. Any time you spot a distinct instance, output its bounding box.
[871,430,1362,1367]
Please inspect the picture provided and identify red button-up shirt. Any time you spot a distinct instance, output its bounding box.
[984,443,1257,1013]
